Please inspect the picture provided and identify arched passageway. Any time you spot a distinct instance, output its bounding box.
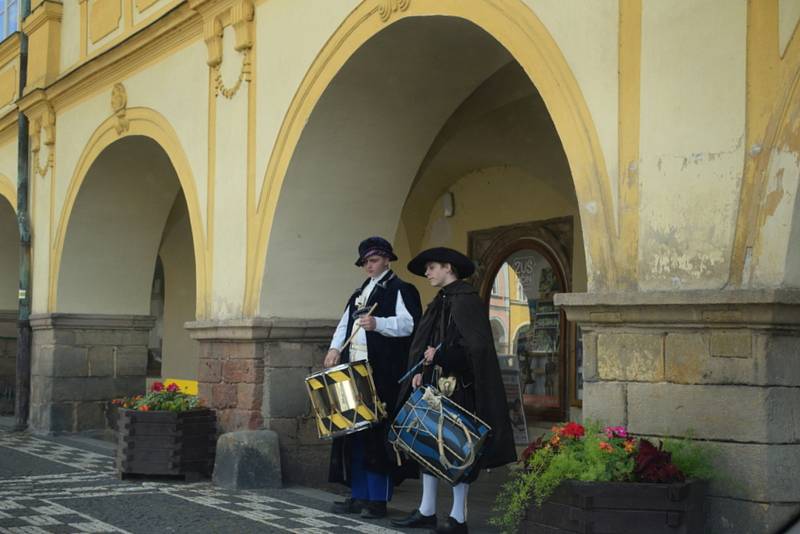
[30,135,199,432]
[253,13,594,517]
[0,192,18,414]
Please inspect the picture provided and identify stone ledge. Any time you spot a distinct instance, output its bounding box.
[185,318,337,341]
[30,313,155,330]
[556,289,800,327]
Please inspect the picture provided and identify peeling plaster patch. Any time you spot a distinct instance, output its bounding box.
[639,140,744,290]
[763,170,785,218]
[752,147,800,287]
[750,144,763,157]
[584,201,598,215]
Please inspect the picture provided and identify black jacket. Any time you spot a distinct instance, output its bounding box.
[400,280,517,477]
[329,271,422,486]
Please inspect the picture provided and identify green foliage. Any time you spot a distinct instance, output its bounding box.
[491,422,716,534]
[662,437,717,481]
[112,381,202,413]
[491,422,635,534]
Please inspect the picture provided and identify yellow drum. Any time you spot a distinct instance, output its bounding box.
[305,361,387,439]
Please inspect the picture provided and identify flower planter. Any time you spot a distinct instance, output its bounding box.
[116,408,217,481]
[521,479,707,534]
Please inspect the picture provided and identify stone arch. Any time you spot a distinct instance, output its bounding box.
[51,108,207,317]
[0,174,14,211]
[250,0,617,316]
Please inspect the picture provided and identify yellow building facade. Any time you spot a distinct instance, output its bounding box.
[0,1,799,531]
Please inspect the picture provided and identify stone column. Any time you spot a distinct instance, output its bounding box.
[0,310,17,414]
[29,313,153,433]
[556,290,800,533]
[186,318,336,485]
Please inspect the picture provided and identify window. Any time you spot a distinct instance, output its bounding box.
[0,0,18,43]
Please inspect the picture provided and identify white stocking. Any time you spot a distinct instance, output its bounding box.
[450,482,469,523]
[418,473,439,516]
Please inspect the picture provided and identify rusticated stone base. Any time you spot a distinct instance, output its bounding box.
[28,313,153,433]
[186,318,336,486]
[0,310,17,415]
[557,289,800,534]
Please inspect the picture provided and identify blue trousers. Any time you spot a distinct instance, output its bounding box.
[350,433,393,502]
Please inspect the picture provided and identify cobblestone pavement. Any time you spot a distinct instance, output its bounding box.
[0,426,404,534]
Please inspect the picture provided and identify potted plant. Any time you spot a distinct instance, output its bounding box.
[112,381,217,481]
[492,422,714,534]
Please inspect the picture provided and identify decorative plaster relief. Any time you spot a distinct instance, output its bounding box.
[89,0,122,44]
[0,67,17,108]
[31,102,56,177]
[202,0,254,99]
[378,0,410,22]
[111,83,129,134]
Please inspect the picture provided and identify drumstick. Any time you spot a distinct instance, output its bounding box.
[340,303,378,352]
[397,343,442,384]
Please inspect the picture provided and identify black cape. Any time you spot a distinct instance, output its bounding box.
[329,271,422,487]
[398,279,517,474]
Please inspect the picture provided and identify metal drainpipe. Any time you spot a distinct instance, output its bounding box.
[14,0,31,431]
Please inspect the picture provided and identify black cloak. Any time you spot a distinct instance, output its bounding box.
[328,271,422,487]
[398,279,517,478]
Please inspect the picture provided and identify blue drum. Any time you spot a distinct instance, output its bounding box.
[389,386,491,485]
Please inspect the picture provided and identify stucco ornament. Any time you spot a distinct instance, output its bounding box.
[204,0,254,99]
[378,0,410,22]
[31,102,55,177]
[111,82,129,135]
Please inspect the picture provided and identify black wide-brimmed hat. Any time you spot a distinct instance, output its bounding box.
[407,247,475,278]
[355,236,398,266]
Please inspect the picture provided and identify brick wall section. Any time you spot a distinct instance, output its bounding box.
[187,319,336,485]
[28,314,154,433]
[557,289,800,534]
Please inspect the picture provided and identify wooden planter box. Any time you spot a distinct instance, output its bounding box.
[116,408,217,481]
[522,480,707,534]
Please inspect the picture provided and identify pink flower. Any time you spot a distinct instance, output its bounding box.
[152,382,164,392]
[605,426,628,439]
[166,382,180,393]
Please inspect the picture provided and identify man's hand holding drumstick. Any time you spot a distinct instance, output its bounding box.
[324,303,378,368]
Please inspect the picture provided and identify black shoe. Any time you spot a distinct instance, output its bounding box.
[360,501,387,519]
[434,516,468,534]
[391,509,437,528]
[331,497,366,514]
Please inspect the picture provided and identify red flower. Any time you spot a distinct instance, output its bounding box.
[152,382,164,392]
[599,441,614,453]
[138,405,150,412]
[561,422,585,439]
[166,382,180,393]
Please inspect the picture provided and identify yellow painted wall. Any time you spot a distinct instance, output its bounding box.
[254,0,361,203]
[638,0,747,291]
[0,195,17,310]
[524,0,620,217]
[397,166,586,305]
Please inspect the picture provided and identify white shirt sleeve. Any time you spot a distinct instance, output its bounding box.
[374,290,414,338]
[329,306,350,351]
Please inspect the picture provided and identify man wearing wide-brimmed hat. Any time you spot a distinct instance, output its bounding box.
[325,237,422,519]
[392,247,516,534]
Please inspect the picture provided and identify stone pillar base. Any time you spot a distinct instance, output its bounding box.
[0,310,17,415]
[557,289,800,534]
[29,313,153,433]
[187,318,336,486]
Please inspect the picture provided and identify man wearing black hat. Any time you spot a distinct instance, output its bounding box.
[392,247,516,534]
[325,237,422,519]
